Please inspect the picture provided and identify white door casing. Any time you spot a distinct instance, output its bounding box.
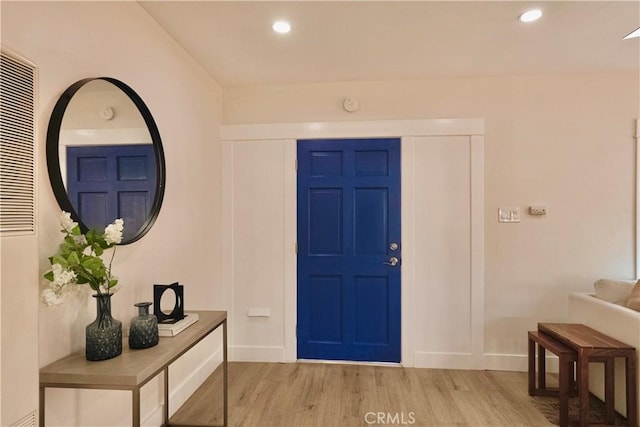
[221,119,485,368]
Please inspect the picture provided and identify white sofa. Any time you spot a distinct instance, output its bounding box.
[568,291,640,417]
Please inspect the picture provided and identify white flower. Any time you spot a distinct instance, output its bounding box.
[51,263,77,286]
[104,218,124,244]
[59,211,77,233]
[73,234,87,246]
[41,286,64,308]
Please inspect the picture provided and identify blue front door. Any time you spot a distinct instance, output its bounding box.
[297,138,401,362]
[66,144,156,241]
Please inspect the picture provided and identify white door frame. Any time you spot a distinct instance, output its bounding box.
[636,118,640,278]
[221,118,485,367]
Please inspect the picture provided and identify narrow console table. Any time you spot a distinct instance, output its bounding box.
[40,310,227,427]
[539,322,638,427]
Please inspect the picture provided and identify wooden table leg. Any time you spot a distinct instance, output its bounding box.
[604,358,615,424]
[132,388,140,427]
[538,341,546,390]
[223,319,228,427]
[164,367,169,425]
[528,333,536,396]
[559,356,571,427]
[627,352,638,427]
[39,386,45,427]
[578,349,590,427]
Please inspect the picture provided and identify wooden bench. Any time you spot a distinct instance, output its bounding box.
[528,330,578,426]
[539,323,638,427]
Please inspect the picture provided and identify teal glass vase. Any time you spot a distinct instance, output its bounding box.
[129,302,159,349]
[86,293,122,361]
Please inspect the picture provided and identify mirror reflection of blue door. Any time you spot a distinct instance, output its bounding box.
[66,144,156,241]
[297,138,401,362]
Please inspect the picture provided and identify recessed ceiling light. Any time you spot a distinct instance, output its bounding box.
[519,9,543,23]
[272,21,291,34]
[624,27,640,40]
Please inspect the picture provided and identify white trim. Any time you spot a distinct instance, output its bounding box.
[414,352,475,370]
[222,118,484,141]
[59,128,151,146]
[167,347,221,417]
[636,118,640,278]
[414,352,560,373]
[400,136,416,367]
[143,348,222,425]
[283,141,298,362]
[220,142,235,360]
[470,135,485,368]
[483,353,559,373]
[231,345,286,362]
[222,118,485,368]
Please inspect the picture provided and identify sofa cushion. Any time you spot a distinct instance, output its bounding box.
[593,279,636,305]
[626,279,640,311]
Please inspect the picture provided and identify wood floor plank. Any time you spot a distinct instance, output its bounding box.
[169,362,554,427]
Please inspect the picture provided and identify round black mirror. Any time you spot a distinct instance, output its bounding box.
[46,77,165,244]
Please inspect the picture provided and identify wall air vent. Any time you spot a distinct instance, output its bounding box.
[0,51,36,234]
[10,410,36,427]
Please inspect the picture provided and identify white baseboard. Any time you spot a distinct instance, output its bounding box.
[230,345,286,362]
[169,348,222,415]
[412,351,560,373]
[482,353,559,373]
[413,351,475,369]
[209,345,558,375]
[482,353,527,372]
[142,346,222,426]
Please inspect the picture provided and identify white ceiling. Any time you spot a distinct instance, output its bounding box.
[139,1,640,87]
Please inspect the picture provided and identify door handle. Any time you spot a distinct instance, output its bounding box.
[383,257,400,266]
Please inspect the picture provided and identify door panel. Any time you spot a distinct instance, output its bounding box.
[354,188,388,254]
[309,275,343,343]
[297,138,401,362]
[67,144,155,241]
[309,189,343,255]
[354,275,389,344]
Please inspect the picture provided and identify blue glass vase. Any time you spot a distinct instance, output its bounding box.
[129,302,159,349]
[86,293,122,361]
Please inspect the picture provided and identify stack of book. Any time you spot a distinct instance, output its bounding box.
[157,312,199,337]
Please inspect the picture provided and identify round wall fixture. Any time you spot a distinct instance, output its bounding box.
[100,106,115,120]
[343,97,359,112]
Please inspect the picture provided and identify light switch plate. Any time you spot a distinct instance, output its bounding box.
[248,307,271,317]
[498,207,520,223]
[529,206,547,216]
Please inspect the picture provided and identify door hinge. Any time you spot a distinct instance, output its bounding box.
[296,325,298,337]
[295,159,298,172]
[295,242,298,254]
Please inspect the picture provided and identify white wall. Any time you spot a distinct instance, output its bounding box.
[1,2,638,424]
[227,140,287,360]
[1,236,39,426]
[1,1,224,425]
[410,136,473,364]
[223,72,639,369]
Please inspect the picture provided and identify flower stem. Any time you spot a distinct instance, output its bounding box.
[106,245,117,292]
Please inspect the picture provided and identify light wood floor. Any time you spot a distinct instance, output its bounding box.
[169,362,554,427]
